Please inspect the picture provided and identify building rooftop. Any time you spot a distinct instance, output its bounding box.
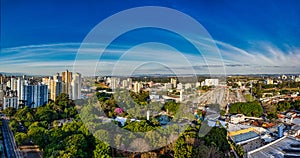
[247,136,300,158]
[231,131,259,144]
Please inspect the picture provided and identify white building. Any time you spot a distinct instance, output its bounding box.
[177,83,183,90]
[204,79,219,87]
[122,79,128,88]
[230,114,245,124]
[171,78,177,88]
[17,77,25,101]
[265,78,273,85]
[3,96,18,109]
[133,81,143,93]
[185,83,192,89]
[10,78,17,91]
[164,83,172,90]
[71,73,81,100]
[110,77,120,90]
[127,78,133,89]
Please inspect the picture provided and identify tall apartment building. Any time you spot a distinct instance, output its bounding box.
[10,77,18,91]
[171,78,177,88]
[42,73,63,101]
[133,81,142,93]
[71,73,81,100]
[127,78,133,89]
[62,70,72,97]
[17,77,25,101]
[22,83,48,108]
[110,77,120,90]
[3,90,18,109]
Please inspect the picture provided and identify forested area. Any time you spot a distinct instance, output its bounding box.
[4,91,231,157]
[229,101,263,117]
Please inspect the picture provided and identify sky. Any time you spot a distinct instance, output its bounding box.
[1,0,300,76]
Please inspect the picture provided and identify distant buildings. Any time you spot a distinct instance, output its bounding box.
[110,77,120,90]
[0,70,82,110]
[133,81,142,93]
[202,79,219,87]
[43,70,82,100]
[170,78,177,88]
[264,78,273,85]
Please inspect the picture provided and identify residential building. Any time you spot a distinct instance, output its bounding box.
[230,114,245,124]
[204,79,219,87]
[62,70,72,97]
[122,79,128,88]
[52,73,63,101]
[3,96,18,109]
[133,81,142,93]
[110,77,120,90]
[17,77,25,101]
[3,90,18,109]
[171,78,177,88]
[247,136,300,158]
[265,78,273,85]
[71,73,81,100]
[22,83,48,108]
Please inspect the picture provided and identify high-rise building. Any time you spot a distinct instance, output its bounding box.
[62,70,72,97]
[171,78,177,88]
[49,73,63,101]
[22,83,48,108]
[3,96,18,109]
[110,77,120,90]
[127,78,133,89]
[71,73,81,100]
[122,79,128,88]
[133,81,139,93]
[10,78,17,91]
[3,90,18,109]
[17,77,25,101]
[0,75,3,84]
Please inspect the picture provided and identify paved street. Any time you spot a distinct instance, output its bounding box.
[2,118,22,158]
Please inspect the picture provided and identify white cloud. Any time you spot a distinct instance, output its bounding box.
[1,40,300,76]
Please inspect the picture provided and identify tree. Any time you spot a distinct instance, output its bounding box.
[94,129,110,144]
[229,101,263,117]
[3,107,16,117]
[203,127,230,152]
[174,137,193,158]
[35,107,58,123]
[15,132,28,146]
[27,126,47,148]
[294,100,300,110]
[94,141,111,158]
[163,101,180,115]
[236,145,245,157]
[14,106,34,122]
[276,101,291,112]
[63,134,89,157]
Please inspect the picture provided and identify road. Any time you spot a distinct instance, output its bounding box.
[2,118,22,158]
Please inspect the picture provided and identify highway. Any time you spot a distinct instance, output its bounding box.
[2,118,22,158]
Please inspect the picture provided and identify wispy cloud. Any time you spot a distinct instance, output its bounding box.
[1,39,300,75]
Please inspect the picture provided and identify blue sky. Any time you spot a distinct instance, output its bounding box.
[1,0,300,75]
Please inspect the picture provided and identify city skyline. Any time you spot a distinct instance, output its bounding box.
[1,0,300,75]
